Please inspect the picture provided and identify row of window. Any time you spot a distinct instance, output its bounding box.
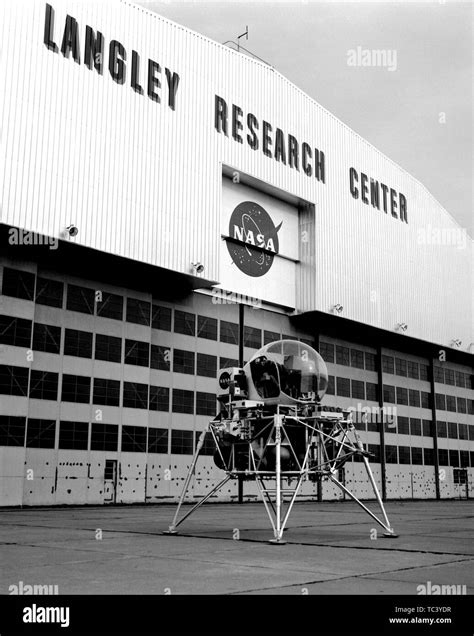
[0,416,215,454]
[320,340,472,389]
[1,416,472,468]
[0,365,216,414]
[354,416,474,441]
[326,375,474,414]
[2,269,310,348]
[360,444,472,468]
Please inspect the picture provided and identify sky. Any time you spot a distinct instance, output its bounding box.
[138,0,473,236]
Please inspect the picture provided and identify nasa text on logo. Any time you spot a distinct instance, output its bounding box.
[227,201,282,277]
[219,372,231,390]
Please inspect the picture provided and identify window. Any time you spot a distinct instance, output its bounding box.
[64,329,93,358]
[458,423,468,440]
[171,429,194,454]
[219,357,239,370]
[61,374,90,403]
[419,364,429,382]
[350,349,364,369]
[173,349,195,375]
[368,415,380,432]
[407,361,419,379]
[172,389,194,414]
[91,423,118,451]
[149,385,169,412]
[96,292,123,320]
[150,345,171,371]
[196,431,217,456]
[326,375,335,395]
[395,358,407,377]
[459,451,469,468]
[93,378,120,406]
[152,305,172,331]
[447,422,458,439]
[408,389,420,408]
[122,425,147,452]
[0,416,26,446]
[383,385,395,404]
[457,397,467,414]
[423,448,435,465]
[411,447,423,465]
[397,416,410,435]
[421,391,431,410]
[95,334,122,363]
[382,355,394,374]
[66,284,94,314]
[123,382,148,409]
[35,277,63,308]
[29,370,58,401]
[445,395,457,412]
[469,400,474,415]
[319,342,335,363]
[336,377,350,398]
[466,374,473,390]
[367,444,380,463]
[449,450,459,467]
[0,315,31,347]
[148,427,169,453]
[398,446,411,464]
[422,420,432,437]
[2,267,35,300]
[126,298,150,326]
[469,426,474,441]
[124,339,150,367]
[385,445,398,463]
[59,421,88,450]
[410,418,422,436]
[436,421,447,438]
[197,315,217,340]
[244,326,261,349]
[366,382,378,402]
[351,380,365,400]
[26,419,56,448]
[220,320,238,345]
[396,387,408,406]
[435,394,446,411]
[196,353,217,378]
[0,365,29,396]
[264,330,280,346]
[174,310,195,336]
[433,366,444,383]
[444,369,455,386]
[438,449,448,465]
[196,391,216,416]
[455,371,466,388]
[365,352,377,371]
[335,346,350,366]
[33,323,61,354]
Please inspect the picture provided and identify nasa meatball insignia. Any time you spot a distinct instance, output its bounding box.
[227,202,282,277]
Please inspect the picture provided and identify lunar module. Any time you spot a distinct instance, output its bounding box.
[164,340,397,543]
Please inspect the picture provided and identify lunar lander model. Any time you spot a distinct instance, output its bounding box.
[164,340,397,543]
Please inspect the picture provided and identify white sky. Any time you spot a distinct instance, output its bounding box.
[138,0,473,236]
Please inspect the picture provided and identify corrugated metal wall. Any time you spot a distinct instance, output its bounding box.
[0,0,472,348]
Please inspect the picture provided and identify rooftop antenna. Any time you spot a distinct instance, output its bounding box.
[237,26,248,51]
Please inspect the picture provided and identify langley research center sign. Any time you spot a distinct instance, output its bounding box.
[41,3,408,225]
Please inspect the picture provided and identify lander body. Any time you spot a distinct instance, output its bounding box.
[164,340,398,543]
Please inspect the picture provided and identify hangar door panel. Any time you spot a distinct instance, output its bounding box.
[219,178,298,308]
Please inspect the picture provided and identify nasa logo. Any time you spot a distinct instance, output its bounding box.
[227,202,282,277]
[219,372,231,390]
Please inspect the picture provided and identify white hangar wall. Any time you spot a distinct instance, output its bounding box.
[0,0,472,348]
